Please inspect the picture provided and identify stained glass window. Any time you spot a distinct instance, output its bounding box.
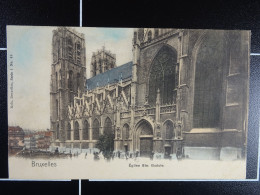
[148,46,177,105]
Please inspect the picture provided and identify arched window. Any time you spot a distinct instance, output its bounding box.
[148,31,152,42]
[74,121,80,140]
[67,123,71,140]
[133,31,137,43]
[92,119,100,140]
[56,99,59,119]
[76,42,81,64]
[55,72,58,90]
[93,62,97,76]
[67,37,73,61]
[123,124,130,139]
[59,70,62,88]
[164,120,174,139]
[68,70,73,91]
[193,31,225,128]
[140,121,153,135]
[76,73,80,91]
[104,117,113,135]
[155,29,159,38]
[148,46,177,105]
[57,39,60,59]
[99,60,102,73]
[56,124,59,140]
[83,120,89,140]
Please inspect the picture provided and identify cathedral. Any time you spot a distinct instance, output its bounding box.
[50,27,250,160]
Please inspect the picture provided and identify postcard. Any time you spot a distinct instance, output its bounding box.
[7,26,250,179]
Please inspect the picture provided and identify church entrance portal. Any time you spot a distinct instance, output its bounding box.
[140,137,153,157]
[137,120,154,157]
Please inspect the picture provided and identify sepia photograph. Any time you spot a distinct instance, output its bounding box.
[7,26,250,180]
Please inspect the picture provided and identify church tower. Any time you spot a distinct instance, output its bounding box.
[90,46,116,77]
[50,27,86,146]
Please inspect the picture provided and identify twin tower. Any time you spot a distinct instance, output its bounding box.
[50,27,116,142]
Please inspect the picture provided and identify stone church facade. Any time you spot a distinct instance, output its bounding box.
[50,27,250,159]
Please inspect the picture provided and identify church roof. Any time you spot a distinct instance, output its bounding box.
[86,61,133,90]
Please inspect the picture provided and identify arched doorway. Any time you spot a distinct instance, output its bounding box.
[136,120,153,157]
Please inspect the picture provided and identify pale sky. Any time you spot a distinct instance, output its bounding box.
[7,26,133,130]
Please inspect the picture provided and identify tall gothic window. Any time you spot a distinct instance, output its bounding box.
[67,37,73,62]
[68,70,73,91]
[67,123,71,140]
[164,120,174,139]
[56,99,59,119]
[93,62,96,76]
[99,60,102,73]
[55,72,58,90]
[123,124,130,140]
[92,119,100,140]
[193,31,225,128]
[148,31,152,42]
[104,117,113,135]
[155,29,159,38]
[59,70,62,88]
[133,31,137,44]
[148,46,177,105]
[76,42,81,65]
[56,124,59,140]
[74,121,80,140]
[83,120,89,140]
[76,73,80,91]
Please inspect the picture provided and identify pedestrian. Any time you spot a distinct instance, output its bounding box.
[136,150,139,158]
[150,151,154,160]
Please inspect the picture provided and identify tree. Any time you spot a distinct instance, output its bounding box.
[95,131,114,160]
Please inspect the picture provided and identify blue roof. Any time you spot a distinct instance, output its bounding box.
[86,61,133,90]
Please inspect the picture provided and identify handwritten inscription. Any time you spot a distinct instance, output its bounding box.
[9,54,14,109]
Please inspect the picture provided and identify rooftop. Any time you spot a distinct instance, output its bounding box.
[86,61,133,90]
[8,126,24,132]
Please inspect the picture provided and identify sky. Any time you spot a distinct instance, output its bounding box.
[7,26,133,130]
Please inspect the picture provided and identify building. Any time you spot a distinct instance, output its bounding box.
[24,135,36,150]
[90,46,116,77]
[8,126,25,153]
[50,27,249,160]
